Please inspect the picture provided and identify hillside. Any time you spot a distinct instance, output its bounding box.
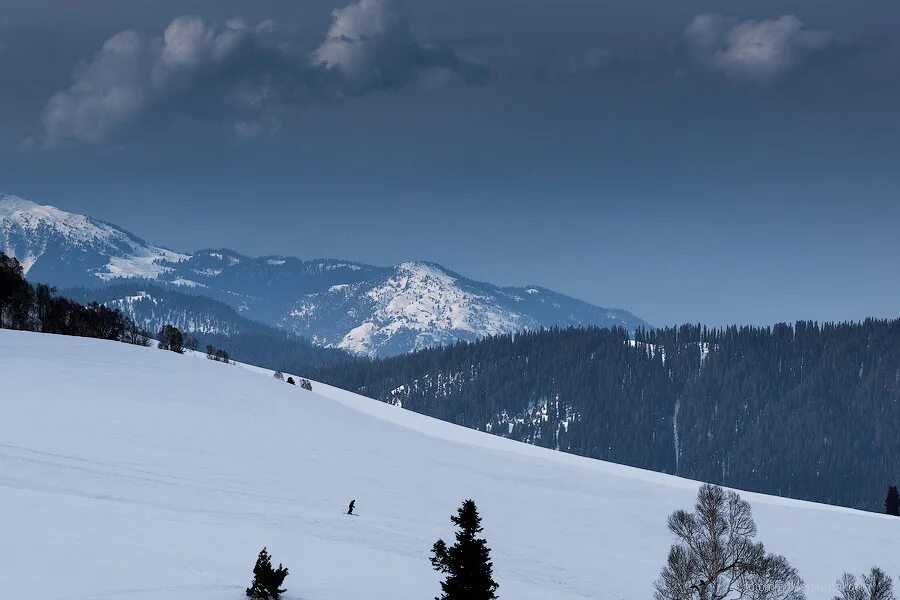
[1,329,897,599]
[1,194,649,356]
[313,323,900,512]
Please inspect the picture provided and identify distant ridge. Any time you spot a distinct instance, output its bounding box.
[1,193,650,356]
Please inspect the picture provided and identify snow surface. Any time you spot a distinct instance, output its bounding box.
[1,330,897,600]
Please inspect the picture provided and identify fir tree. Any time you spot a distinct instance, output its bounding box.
[886,485,900,516]
[246,547,289,600]
[430,499,499,600]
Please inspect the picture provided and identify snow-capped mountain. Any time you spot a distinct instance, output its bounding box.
[0,194,187,288]
[2,194,650,356]
[286,261,646,356]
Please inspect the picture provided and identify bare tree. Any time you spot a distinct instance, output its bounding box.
[654,484,804,600]
[833,568,895,600]
[122,321,151,347]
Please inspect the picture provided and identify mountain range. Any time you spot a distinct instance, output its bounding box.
[1,193,649,356]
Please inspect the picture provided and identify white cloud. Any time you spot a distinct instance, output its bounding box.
[42,16,302,145]
[313,0,488,93]
[42,30,157,144]
[40,1,488,145]
[685,14,834,82]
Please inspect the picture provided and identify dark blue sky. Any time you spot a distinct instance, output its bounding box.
[2,0,899,326]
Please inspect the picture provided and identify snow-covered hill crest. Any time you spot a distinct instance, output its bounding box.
[2,194,650,356]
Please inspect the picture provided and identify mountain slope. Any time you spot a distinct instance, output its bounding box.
[0,193,187,288]
[63,283,280,338]
[312,322,900,511]
[284,261,645,356]
[61,283,353,369]
[1,329,896,600]
[1,194,650,356]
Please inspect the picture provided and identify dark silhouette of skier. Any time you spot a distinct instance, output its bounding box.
[347,499,356,515]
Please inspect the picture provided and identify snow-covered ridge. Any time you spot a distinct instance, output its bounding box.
[332,262,530,355]
[1,330,896,600]
[1,194,187,280]
[2,193,651,356]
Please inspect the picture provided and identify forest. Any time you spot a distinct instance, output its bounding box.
[0,254,144,343]
[314,321,900,511]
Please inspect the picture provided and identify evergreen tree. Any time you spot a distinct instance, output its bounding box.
[0,252,138,342]
[246,547,289,600]
[885,485,900,516]
[157,324,184,353]
[430,499,499,600]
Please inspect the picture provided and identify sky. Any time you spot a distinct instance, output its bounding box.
[1,0,899,327]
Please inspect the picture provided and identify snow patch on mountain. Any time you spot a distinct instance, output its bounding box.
[339,322,378,355]
[98,250,188,281]
[171,278,206,288]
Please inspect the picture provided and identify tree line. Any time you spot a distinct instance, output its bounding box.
[0,254,147,344]
[313,322,900,511]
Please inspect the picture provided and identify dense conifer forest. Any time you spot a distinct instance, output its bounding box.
[314,322,900,511]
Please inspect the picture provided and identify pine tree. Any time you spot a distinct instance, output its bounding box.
[886,485,900,516]
[430,499,499,600]
[246,547,289,600]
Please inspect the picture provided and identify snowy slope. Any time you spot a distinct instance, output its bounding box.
[1,330,897,600]
[2,194,649,357]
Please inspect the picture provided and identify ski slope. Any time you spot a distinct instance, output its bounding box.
[1,330,897,600]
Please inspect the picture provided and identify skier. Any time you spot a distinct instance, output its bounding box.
[347,499,356,515]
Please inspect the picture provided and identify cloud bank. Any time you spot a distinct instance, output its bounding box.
[41,0,488,145]
[685,14,834,82]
